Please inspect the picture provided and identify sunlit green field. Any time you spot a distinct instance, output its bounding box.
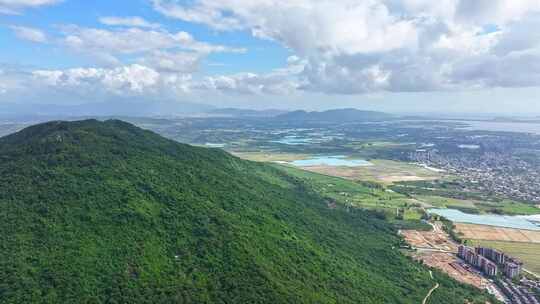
[232,152,309,162]
[275,164,431,231]
[415,195,540,215]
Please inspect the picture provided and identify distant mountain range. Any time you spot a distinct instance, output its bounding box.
[0,103,397,123]
[0,100,215,118]
[275,108,395,122]
[205,108,288,117]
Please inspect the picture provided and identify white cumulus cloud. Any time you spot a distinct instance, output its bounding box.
[10,25,47,43]
[0,0,62,14]
[153,0,540,94]
[33,64,163,94]
[99,16,161,29]
[60,25,246,66]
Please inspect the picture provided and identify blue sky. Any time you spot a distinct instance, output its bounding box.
[1,0,540,114]
[0,0,289,72]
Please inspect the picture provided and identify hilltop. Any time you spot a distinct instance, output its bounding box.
[0,120,491,303]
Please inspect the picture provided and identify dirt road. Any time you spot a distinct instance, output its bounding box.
[422,271,439,304]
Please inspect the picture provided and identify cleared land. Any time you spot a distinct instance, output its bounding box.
[455,223,540,243]
[401,224,487,289]
[401,223,458,252]
[420,252,485,289]
[468,240,540,275]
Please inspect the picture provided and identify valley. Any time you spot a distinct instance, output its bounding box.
[2,111,540,303]
[0,119,496,304]
[4,1,540,302]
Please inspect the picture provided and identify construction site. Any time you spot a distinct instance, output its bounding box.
[400,223,488,289]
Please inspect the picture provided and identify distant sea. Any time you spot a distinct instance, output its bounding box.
[458,120,540,135]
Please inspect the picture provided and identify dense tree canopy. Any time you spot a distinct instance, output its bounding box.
[0,120,493,303]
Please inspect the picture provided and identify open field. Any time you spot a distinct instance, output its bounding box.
[276,164,407,208]
[392,179,540,216]
[468,240,540,275]
[302,159,442,183]
[275,164,432,230]
[455,223,540,243]
[235,152,443,183]
[367,160,443,183]
[413,195,540,216]
[232,152,310,162]
[415,195,476,209]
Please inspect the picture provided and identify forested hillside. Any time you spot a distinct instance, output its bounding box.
[0,120,492,303]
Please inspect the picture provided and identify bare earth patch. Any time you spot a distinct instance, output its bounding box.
[401,225,458,252]
[417,252,486,289]
[400,225,487,289]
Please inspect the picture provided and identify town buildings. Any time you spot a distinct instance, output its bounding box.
[458,245,523,279]
[458,245,499,276]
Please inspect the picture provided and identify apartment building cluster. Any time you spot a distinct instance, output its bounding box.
[458,245,523,279]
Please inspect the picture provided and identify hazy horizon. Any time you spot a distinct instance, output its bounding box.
[2,1,540,116]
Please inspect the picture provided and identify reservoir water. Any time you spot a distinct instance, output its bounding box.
[290,155,373,167]
[429,208,540,231]
[459,120,540,135]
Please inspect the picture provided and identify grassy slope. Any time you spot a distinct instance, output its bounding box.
[275,165,432,231]
[0,120,492,303]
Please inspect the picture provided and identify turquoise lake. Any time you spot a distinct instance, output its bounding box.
[291,155,373,167]
[429,208,540,231]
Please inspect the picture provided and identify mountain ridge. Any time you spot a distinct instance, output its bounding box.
[274,108,395,122]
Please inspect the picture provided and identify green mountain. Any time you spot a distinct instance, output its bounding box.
[0,120,491,303]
